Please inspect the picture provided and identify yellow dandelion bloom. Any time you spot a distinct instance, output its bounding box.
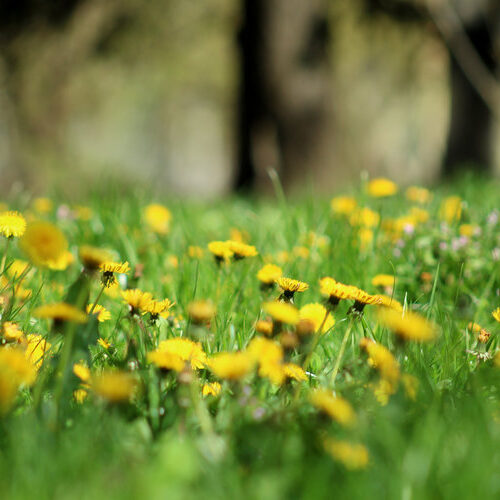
[0,211,26,238]
[142,298,173,319]
[367,177,398,197]
[350,288,382,310]
[310,389,356,427]
[467,322,491,343]
[98,338,111,350]
[24,334,51,369]
[79,245,114,271]
[255,319,273,336]
[277,277,309,299]
[0,348,37,413]
[247,337,283,365]
[257,264,283,285]
[144,204,172,235]
[263,301,299,325]
[74,388,88,404]
[121,289,153,315]
[7,259,31,280]
[229,228,250,243]
[34,302,88,324]
[187,300,216,324]
[20,221,68,268]
[324,439,369,470]
[86,304,111,322]
[226,240,258,259]
[377,308,437,342]
[349,208,380,228]
[373,295,403,311]
[459,224,478,237]
[208,241,233,262]
[157,338,207,369]
[371,378,396,405]
[208,351,254,380]
[492,308,500,323]
[92,370,137,403]
[73,362,91,383]
[409,207,430,224]
[202,382,222,397]
[440,196,462,223]
[319,277,358,305]
[3,322,23,341]
[32,197,53,214]
[283,363,307,382]
[405,186,431,204]
[147,350,185,372]
[360,338,400,385]
[100,261,130,287]
[371,274,395,289]
[330,196,357,215]
[358,228,374,249]
[299,303,334,333]
[46,250,73,271]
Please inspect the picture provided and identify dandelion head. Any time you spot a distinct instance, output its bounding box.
[34,302,88,324]
[144,204,172,235]
[377,308,437,342]
[20,221,68,268]
[0,211,26,238]
[367,178,398,198]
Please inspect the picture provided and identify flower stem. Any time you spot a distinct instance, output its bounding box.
[331,316,355,387]
[0,237,11,275]
[88,284,106,315]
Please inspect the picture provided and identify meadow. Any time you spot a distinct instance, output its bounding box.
[0,174,499,499]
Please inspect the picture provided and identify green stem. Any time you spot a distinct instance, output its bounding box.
[0,237,11,275]
[331,316,355,387]
[88,284,106,315]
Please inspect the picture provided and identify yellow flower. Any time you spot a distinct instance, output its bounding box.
[330,196,357,215]
[24,334,51,369]
[202,382,222,397]
[377,308,437,342]
[257,264,283,285]
[0,348,37,413]
[373,295,403,311]
[208,241,233,263]
[371,274,395,289]
[358,228,374,249]
[187,300,216,324]
[74,205,92,221]
[367,177,398,197]
[409,207,430,224]
[467,322,491,343]
[208,351,255,380]
[263,301,299,325]
[92,370,137,403]
[121,289,153,315]
[440,196,462,223]
[0,211,26,238]
[360,338,400,386]
[142,298,173,319]
[86,304,111,322]
[98,338,111,350]
[74,388,88,404]
[3,322,23,341]
[79,245,114,272]
[319,277,358,305]
[188,246,204,259]
[255,319,273,336]
[157,338,207,369]
[100,261,130,287]
[32,197,53,214]
[247,337,285,385]
[282,363,307,382]
[323,439,369,470]
[299,303,334,333]
[144,204,172,234]
[349,208,380,228]
[459,224,478,237]
[277,277,309,299]
[492,308,500,323]
[20,221,68,268]
[293,246,310,259]
[73,362,91,383]
[229,228,249,243]
[350,288,383,311]
[226,240,258,259]
[34,302,88,324]
[310,389,356,427]
[405,186,431,204]
[147,350,185,372]
[7,259,31,280]
[371,378,395,405]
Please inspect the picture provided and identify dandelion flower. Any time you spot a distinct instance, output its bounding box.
[32,197,53,214]
[367,178,398,198]
[277,277,309,300]
[257,264,283,285]
[360,338,400,386]
[255,319,273,336]
[73,362,91,383]
[405,186,431,204]
[100,261,130,287]
[157,338,207,369]
[86,304,111,322]
[377,308,437,342]
[20,221,68,268]
[208,351,254,380]
[350,288,382,312]
[3,322,23,342]
[310,389,356,427]
[147,351,185,372]
[24,334,51,369]
[282,363,307,382]
[98,338,111,350]
[121,289,153,315]
[263,301,299,325]
[79,245,114,272]
[492,308,500,323]
[187,300,216,325]
[371,274,395,289]
[440,196,462,223]
[226,240,258,259]
[331,196,357,215]
[142,298,173,321]
[144,204,172,235]
[319,277,358,306]
[349,208,380,228]
[323,439,369,470]
[34,302,88,324]
[92,370,137,403]
[373,295,403,311]
[208,241,233,263]
[202,381,222,397]
[299,303,334,333]
[0,211,26,238]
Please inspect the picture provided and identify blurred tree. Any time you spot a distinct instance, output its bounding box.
[363,0,500,176]
[236,0,334,191]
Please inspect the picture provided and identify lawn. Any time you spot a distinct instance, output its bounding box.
[0,174,499,499]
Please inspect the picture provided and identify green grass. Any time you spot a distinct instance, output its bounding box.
[0,174,499,499]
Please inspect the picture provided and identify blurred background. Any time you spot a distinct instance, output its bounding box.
[0,0,499,197]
